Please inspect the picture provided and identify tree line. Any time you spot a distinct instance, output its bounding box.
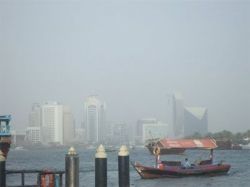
[186,130,250,145]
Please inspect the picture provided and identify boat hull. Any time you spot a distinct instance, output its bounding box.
[0,115,12,158]
[0,140,11,158]
[132,162,231,179]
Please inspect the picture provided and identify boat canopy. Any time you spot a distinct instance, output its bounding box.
[0,115,11,121]
[158,138,217,150]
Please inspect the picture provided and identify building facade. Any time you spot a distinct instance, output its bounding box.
[29,103,41,127]
[136,118,168,144]
[111,122,129,145]
[41,102,64,145]
[172,93,184,137]
[63,106,75,144]
[84,96,106,144]
[184,107,208,137]
[26,127,41,144]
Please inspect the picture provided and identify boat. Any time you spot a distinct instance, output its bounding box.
[146,138,185,155]
[105,145,117,152]
[132,138,231,179]
[14,146,25,151]
[240,143,250,150]
[0,115,12,158]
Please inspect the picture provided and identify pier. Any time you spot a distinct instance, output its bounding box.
[6,170,64,187]
[4,145,130,187]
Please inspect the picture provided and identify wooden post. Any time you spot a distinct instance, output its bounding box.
[21,172,25,186]
[95,144,107,187]
[118,145,130,187]
[65,147,79,187]
[0,150,6,187]
[59,173,63,187]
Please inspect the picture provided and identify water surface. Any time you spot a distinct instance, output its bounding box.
[6,147,250,186]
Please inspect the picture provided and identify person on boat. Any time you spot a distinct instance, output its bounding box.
[183,158,191,168]
[209,149,214,164]
[153,146,161,168]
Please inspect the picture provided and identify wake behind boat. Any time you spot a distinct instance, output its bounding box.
[132,138,231,179]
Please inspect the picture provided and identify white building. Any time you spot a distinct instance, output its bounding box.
[26,127,41,144]
[142,121,168,143]
[136,118,168,144]
[84,95,106,144]
[41,102,64,145]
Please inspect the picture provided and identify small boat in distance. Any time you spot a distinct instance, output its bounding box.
[14,146,25,151]
[132,138,231,179]
[241,143,250,150]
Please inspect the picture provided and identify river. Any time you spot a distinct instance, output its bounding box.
[6,147,250,187]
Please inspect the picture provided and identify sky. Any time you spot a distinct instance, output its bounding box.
[0,0,249,133]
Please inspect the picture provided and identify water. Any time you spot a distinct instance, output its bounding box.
[6,147,250,187]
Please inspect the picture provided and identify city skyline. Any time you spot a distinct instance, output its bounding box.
[1,0,249,133]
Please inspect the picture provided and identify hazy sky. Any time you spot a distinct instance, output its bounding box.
[0,0,249,133]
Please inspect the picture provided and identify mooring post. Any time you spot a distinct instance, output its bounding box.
[65,147,79,187]
[21,172,25,186]
[118,145,130,187]
[0,150,6,187]
[95,144,107,187]
[59,173,63,187]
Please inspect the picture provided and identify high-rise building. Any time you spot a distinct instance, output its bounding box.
[27,102,75,145]
[84,95,106,144]
[41,102,64,145]
[173,93,184,137]
[184,107,208,137]
[63,106,75,144]
[170,92,209,138]
[29,103,41,127]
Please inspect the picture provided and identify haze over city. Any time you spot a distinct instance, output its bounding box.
[0,0,249,133]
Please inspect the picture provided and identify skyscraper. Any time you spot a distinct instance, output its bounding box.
[63,106,75,144]
[184,107,208,137]
[173,93,184,137]
[26,103,42,144]
[41,102,64,145]
[84,95,106,144]
[29,103,41,127]
[170,93,209,138]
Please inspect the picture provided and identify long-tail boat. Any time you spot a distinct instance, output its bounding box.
[132,138,231,179]
[0,115,12,158]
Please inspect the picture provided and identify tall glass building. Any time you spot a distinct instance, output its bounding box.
[84,95,106,144]
[184,107,208,137]
[173,93,184,137]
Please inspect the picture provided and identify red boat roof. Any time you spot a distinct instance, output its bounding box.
[159,138,217,149]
